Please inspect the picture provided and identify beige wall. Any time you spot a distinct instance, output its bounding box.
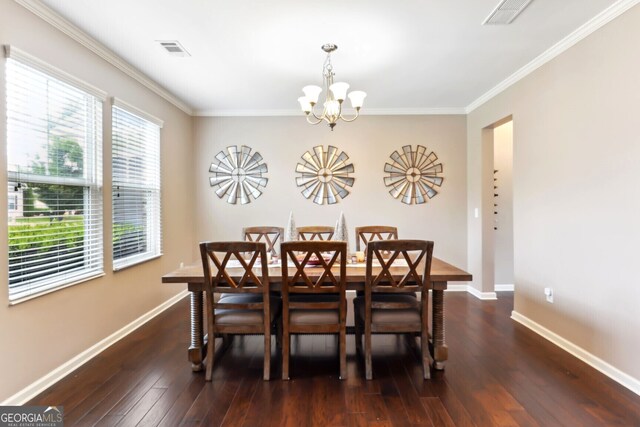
[193,115,468,268]
[467,4,640,380]
[493,122,514,286]
[0,1,195,401]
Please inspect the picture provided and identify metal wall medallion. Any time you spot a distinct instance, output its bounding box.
[209,145,268,204]
[384,145,444,204]
[295,145,355,205]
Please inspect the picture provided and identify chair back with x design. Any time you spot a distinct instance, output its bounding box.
[355,226,399,255]
[200,241,269,296]
[296,226,335,241]
[281,241,346,295]
[366,239,433,298]
[242,226,284,256]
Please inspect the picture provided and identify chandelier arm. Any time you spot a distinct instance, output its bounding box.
[305,115,323,125]
[339,108,360,122]
[308,102,326,121]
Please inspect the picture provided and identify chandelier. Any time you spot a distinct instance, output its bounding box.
[298,44,367,131]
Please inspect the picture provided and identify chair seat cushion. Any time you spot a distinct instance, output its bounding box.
[215,293,281,325]
[288,294,340,325]
[354,293,421,325]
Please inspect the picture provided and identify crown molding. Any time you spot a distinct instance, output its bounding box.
[195,109,301,117]
[466,0,640,113]
[363,107,467,116]
[14,0,193,115]
[194,107,467,117]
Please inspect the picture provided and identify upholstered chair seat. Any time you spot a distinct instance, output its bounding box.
[216,294,281,325]
[354,294,420,325]
[289,295,340,325]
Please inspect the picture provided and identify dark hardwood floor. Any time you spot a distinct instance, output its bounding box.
[28,292,640,426]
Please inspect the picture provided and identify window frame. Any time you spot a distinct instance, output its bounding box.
[5,46,107,304]
[111,98,163,271]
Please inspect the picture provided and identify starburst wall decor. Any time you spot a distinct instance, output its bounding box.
[383,145,444,205]
[295,145,355,205]
[209,145,268,204]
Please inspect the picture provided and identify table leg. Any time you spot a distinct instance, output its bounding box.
[431,283,448,370]
[188,290,205,371]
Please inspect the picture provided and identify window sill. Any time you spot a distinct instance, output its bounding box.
[9,272,105,306]
[113,253,163,272]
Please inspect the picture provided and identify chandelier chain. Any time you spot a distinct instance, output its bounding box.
[323,53,333,77]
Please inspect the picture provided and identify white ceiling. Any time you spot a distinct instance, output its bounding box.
[39,0,618,114]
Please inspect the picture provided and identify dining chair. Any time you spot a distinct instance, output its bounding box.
[354,239,434,380]
[280,240,347,380]
[296,226,334,241]
[355,225,398,252]
[199,241,281,381]
[242,226,284,256]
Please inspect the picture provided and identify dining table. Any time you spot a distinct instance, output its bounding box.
[162,257,471,372]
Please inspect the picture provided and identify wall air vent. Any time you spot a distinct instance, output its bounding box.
[483,0,534,25]
[156,40,191,57]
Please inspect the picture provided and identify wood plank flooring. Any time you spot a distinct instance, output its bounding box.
[28,292,640,426]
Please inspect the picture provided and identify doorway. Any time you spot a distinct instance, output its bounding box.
[492,121,514,291]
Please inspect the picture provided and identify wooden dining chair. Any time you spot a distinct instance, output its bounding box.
[297,226,334,241]
[199,241,281,381]
[242,226,284,256]
[280,241,347,380]
[355,225,398,252]
[354,239,434,380]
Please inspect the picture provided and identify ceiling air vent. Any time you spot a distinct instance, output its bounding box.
[483,0,534,25]
[156,40,191,57]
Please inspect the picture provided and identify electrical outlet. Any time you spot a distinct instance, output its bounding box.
[544,287,553,303]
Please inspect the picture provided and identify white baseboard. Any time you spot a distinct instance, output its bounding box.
[511,311,640,396]
[467,286,497,300]
[445,284,498,300]
[1,290,189,405]
[495,284,515,291]
[445,284,469,292]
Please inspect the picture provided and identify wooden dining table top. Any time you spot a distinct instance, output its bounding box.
[162,256,472,285]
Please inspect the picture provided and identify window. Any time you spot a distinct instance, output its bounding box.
[111,99,162,270]
[6,47,105,302]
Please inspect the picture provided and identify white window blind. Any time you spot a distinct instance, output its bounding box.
[112,100,162,270]
[6,50,104,302]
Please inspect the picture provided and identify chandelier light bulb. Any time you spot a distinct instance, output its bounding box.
[324,99,341,118]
